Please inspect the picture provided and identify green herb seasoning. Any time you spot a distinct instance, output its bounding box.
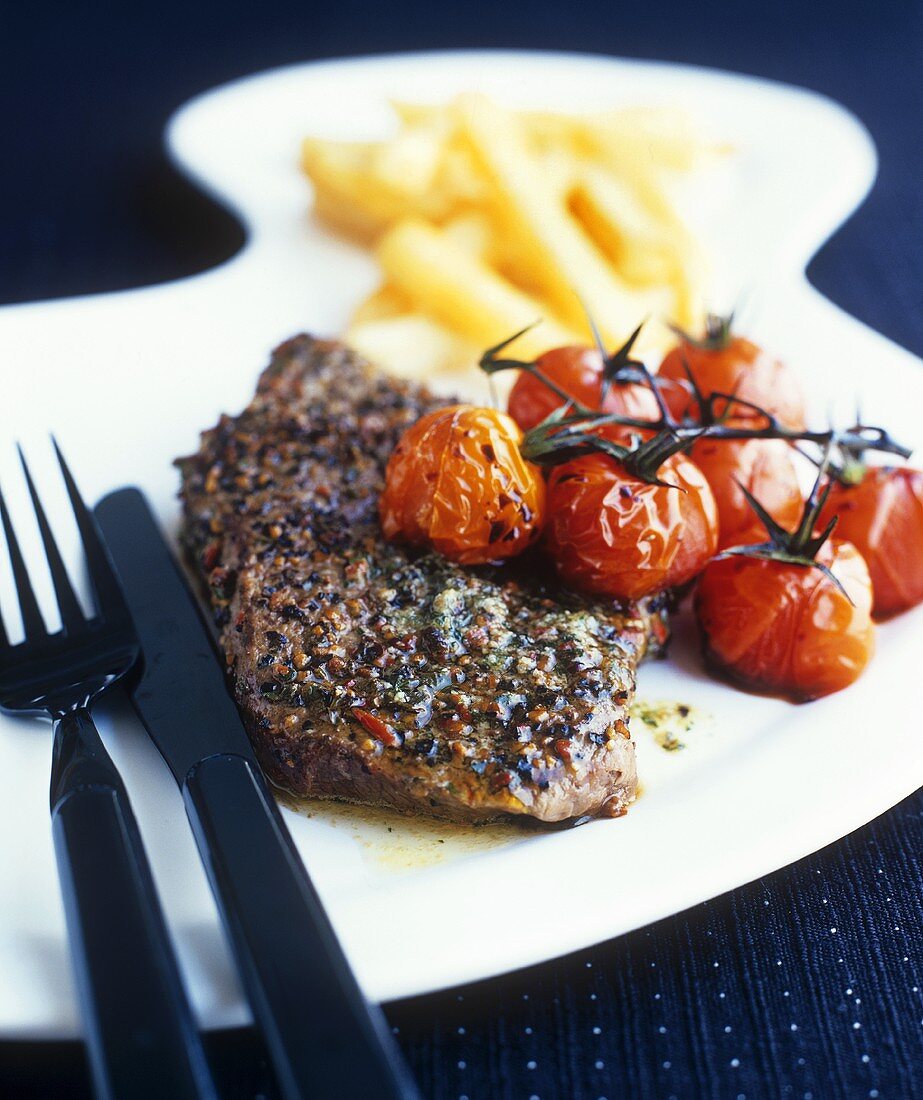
[630,700,697,752]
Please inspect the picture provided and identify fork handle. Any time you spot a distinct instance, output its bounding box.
[51,707,216,1100]
[183,752,419,1100]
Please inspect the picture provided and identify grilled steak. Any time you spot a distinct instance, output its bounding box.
[178,335,669,824]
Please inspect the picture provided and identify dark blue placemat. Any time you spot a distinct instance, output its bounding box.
[1,3,921,1097]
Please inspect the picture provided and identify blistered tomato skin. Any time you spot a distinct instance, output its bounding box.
[507,345,661,433]
[816,466,923,619]
[379,405,546,566]
[694,541,874,702]
[658,336,806,431]
[544,453,719,600]
[378,406,455,548]
[690,427,804,551]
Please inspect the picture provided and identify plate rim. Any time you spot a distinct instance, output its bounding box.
[3,49,922,1039]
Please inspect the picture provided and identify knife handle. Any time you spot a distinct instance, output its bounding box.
[182,752,419,1100]
[50,707,216,1100]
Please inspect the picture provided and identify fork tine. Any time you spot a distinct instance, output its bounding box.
[0,479,47,641]
[18,445,84,633]
[52,437,125,621]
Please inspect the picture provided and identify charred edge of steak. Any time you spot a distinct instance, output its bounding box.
[177,334,671,824]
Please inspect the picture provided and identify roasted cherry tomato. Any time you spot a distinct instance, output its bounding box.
[815,466,923,619]
[690,426,803,551]
[695,540,874,701]
[507,345,660,433]
[658,323,805,430]
[544,452,718,600]
[380,405,545,565]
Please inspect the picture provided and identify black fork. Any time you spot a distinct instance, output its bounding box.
[0,442,215,1100]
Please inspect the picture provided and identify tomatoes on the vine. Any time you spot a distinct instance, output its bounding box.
[690,426,803,551]
[815,465,923,618]
[507,345,660,433]
[543,451,719,600]
[379,404,545,565]
[658,317,806,430]
[695,539,874,701]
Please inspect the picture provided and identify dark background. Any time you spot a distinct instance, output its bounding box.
[2,2,922,1097]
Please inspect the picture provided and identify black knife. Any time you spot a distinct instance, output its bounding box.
[95,487,419,1100]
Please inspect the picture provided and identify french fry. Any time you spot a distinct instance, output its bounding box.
[563,123,690,232]
[669,237,708,332]
[594,106,707,171]
[570,169,705,329]
[346,314,479,378]
[369,126,443,195]
[383,102,492,210]
[441,211,495,260]
[388,100,450,129]
[454,93,674,344]
[303,131,459,239]
[377,219,580,357]
[301,138,407,241]
[301,94,717,375]
[432,135,490,210]
[349,283,413,325]
[521,106,709,171]
[569,166,681,287]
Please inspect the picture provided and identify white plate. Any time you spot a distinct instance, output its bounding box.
[1,50,922,1040]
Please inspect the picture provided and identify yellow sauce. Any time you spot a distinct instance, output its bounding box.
[631,699,704,752]
[273,701,704,870]
[277,793,527,872]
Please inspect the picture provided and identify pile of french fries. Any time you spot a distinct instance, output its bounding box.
[301,93,718,381]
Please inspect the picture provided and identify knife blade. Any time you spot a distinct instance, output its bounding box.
[94,486,419,1100]
[95,489,255,782]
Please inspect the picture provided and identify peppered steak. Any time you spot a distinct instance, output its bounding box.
[177,335,669,824]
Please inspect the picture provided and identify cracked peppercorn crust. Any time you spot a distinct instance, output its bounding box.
[177,335,670,824]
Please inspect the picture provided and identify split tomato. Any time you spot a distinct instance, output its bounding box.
[689,426,803,551]
[815,465,923,618]
[507,345,660,433]
[695,539,874,701]
[544,451,719,600]
[379,405,545,565]
[658,317,805,430]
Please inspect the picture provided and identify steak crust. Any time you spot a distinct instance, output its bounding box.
[178,335,669,824]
